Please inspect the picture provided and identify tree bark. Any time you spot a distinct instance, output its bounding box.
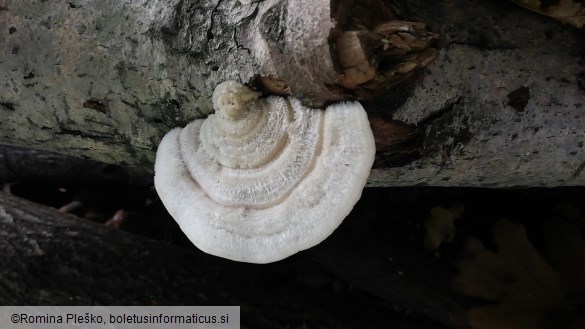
[0,144,151,186]
[369,0,585,187]
[1,0,584,187]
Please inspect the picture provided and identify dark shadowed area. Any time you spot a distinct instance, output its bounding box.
[2,145,585,328]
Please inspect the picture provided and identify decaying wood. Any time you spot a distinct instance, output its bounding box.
[250,0,440,104]
[0,0,584,188]
[334,21,439,95]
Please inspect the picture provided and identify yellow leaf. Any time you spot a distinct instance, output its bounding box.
[511,0,585,28]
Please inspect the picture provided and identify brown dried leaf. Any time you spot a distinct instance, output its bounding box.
[511,0,585,28]
[423,204,465,250]
[336,31,377,88]
[257,76,290,96]
[453,219,566,329]
[334,20,440,94]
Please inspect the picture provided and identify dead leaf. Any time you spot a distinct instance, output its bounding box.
[453,219,566,329]
[511,0,585,28]
[423,204,465,250]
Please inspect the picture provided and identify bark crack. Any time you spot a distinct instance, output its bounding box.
[448,41,518,51]
[418,97,463,126]
[0,102,16,112]
[206,0,222,41]
[572,160,585,179]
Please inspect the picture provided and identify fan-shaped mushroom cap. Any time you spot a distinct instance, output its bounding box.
[154,81,375,263]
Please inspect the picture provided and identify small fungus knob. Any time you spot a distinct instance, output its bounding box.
[212,81,260,120]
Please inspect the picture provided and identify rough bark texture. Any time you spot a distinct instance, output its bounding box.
[1,0,584,187]
[369,0,585,187]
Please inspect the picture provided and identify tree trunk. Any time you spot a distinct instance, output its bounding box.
[0,190,462,329]
[0,144,151,186]
[1,0,584,187]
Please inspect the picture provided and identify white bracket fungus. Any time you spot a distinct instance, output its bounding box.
[155,81,375,263]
